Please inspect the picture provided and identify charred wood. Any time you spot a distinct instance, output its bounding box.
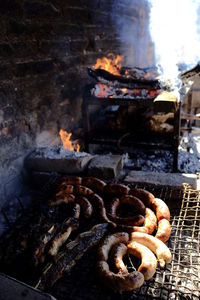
[88,68,161,90]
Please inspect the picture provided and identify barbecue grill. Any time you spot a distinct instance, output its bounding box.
[82,67,181,172]
[0,175,199,300]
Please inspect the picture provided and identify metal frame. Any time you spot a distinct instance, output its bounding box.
[82,84,181,172]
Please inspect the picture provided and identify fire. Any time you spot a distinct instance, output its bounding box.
[93,53,124,76]
[121,88,127,94]
[59,129,80,152]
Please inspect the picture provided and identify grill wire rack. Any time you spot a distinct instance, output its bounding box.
[123,183,200,300]
[0,177,200,300]
[50,183,200,300]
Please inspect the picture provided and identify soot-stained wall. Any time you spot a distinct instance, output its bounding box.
[0,0,153,206]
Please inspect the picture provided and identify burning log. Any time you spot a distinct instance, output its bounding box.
[35,223,108,290]
[88,68,161,90]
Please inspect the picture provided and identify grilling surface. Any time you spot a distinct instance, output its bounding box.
[0,180,199,300]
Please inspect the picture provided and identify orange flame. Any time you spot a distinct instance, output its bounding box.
[93,53,124,76]
[121,88,127,94]
[59,129,80,152]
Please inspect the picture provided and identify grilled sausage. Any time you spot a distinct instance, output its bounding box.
[151,198,170,221]
[130,232,172,268]
[108,196,145,227]
[35,223,109,290]
[33,224,57,266]
[75,196,93,219]
[129,188,155,207]
[97,260,144,292]
[110,243,128,274]
[104,183,130,196]
[133,208,157,234]
[89,193,116,227]
[110,215,145,228]
[98,232,129,261]
[128,241,157,280]
[129,190,170,222]
[82,177,106,194]
[155,219,171,242]
[119,195,146,215]
[64,185,74,194]
[48,203,80,256]
[73,185,94,196]
[49,194,75,206]
[59,176,82,187]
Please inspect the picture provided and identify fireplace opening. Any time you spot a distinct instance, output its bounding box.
[0,0,200,300]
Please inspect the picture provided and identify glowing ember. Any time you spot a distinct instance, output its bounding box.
[59,129,80,152]
[92,83,161,99]
[121,88,127,94]
[93,53,124,76]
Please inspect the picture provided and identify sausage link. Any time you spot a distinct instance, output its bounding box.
[48,203,80,256]
[110,243,128,274]
[133,208,157,234]
[128,241,157,280]
[73,185,94,196]
[118,195,146,215]
[129,188,154,207]
[97,260,144,292]
[59,176,82,187]
[104,183,130,196]
[110,214,145,227]
[151,198,170,221]
[75,196,93,219]
[98,232,129,261]
[49,194,75,206]
[130,232,172,268]
[82,177,106,193]
[108,197,145,227]
[155,219,171,242]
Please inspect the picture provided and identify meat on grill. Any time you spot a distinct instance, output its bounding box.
[35,223,108,290]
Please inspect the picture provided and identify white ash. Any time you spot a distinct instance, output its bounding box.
[33,146,89,159]
[123,151,173,173]
[178,132,200,173]
[122,132,200,173]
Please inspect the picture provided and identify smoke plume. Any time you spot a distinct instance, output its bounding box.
[149,0,200,83]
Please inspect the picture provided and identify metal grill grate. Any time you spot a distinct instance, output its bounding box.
[127,184,200,300]
[1,177,200,300]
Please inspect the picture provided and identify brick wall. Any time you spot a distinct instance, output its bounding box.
[0,0,153,207]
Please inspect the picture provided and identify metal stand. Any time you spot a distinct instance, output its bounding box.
[82,85,181,172]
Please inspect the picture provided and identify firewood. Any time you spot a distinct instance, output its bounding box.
[88,68,161,90]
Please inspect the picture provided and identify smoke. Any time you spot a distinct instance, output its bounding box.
[112,0,155,68]
[149,0,200,84]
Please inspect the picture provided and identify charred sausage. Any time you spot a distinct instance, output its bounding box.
[75,196,93,219]
[129,188,155,207]
[73,185,94,196]
[104,183,130,196]
[59,176,82,187]
[98,232,129,261]
[49,194,75,205]
[48,203,80,256]
[97,260,144,292]
[89,193,116,227]
[82,177,106,194]
[110,243,128,274]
